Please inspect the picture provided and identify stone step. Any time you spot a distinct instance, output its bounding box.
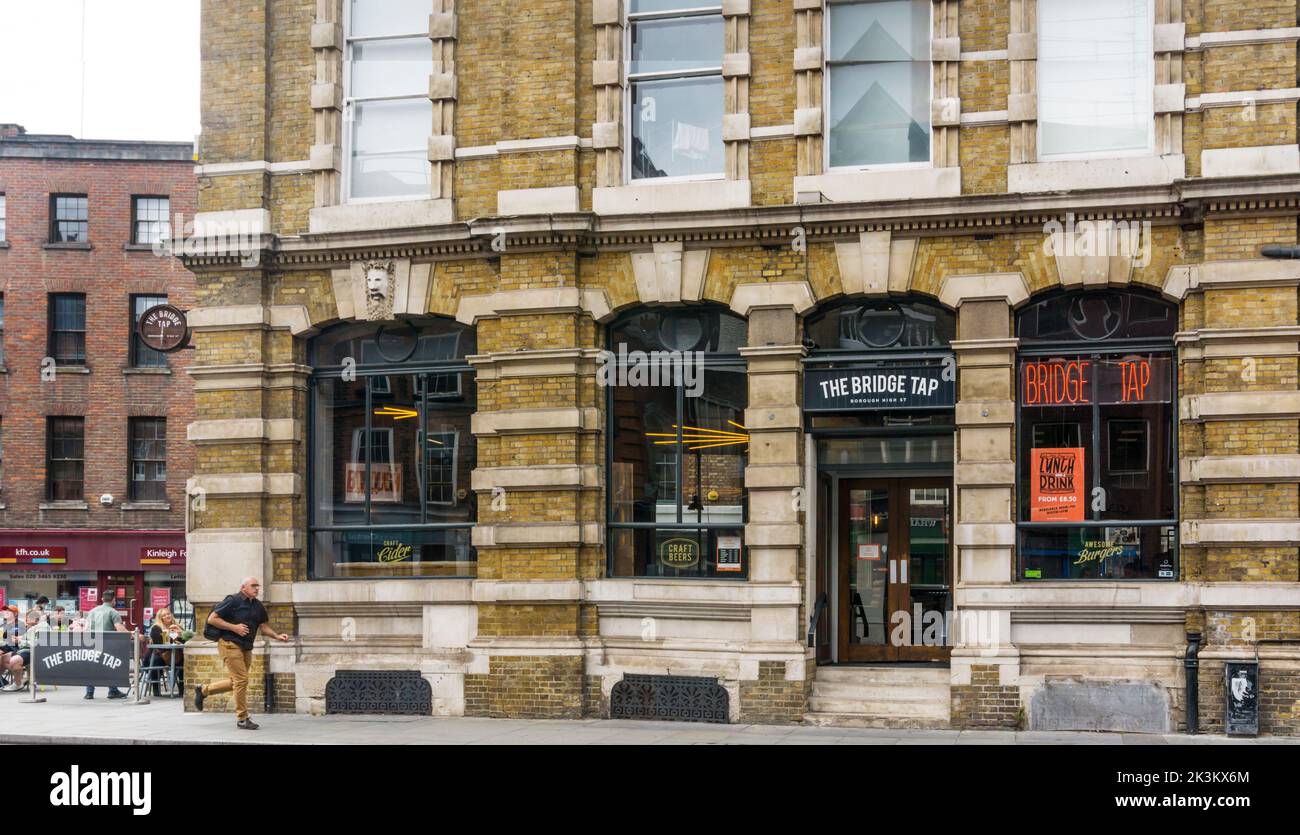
[808,680,950,702]
[807,696,950,717]
[804,711,951,730]
[812,665,951,685]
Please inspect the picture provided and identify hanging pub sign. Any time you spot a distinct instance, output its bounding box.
[716,535,742,573]
[657,534,701,570]
[137,304,190,353]
[1224,661,1260,736]
[1029,447,1085,522]
[1020,355,1171,407]
[803,363,955,413]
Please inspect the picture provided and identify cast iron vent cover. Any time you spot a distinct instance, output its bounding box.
[609,674,728,723]
[325,670,432,716]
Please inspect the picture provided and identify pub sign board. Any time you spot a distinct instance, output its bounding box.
[804,363,955,413]
[1224,661,1259,737]
[137,304,190,353]
[33,630,133,687]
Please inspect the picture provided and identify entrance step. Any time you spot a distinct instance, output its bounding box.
[803,712,951,730]
[811,665,950,685]
[804,665,951,729]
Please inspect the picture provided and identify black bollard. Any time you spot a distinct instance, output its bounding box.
[1184,631,1201,735]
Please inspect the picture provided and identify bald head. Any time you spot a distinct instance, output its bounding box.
[240,577,262,599]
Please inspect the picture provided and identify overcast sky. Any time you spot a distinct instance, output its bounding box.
[0,0,199,142]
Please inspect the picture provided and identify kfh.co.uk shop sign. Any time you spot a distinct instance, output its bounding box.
[0,546,68,565]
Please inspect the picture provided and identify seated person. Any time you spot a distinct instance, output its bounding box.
[0,608,23,682]
[3,610,49,692]
[146,608,186,695]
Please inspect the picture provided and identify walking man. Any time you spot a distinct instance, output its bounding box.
[195,577,289,730]
[84,590,129,700]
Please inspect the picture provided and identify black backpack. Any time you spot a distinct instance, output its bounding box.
[202,594,238,642]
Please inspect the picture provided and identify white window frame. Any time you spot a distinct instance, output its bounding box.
[823,0,934,174]
[0,193,6,242]
[1035,0,1155,162]
[341,1,432,205]
[351,427,395,465]
[421,429,460,507]
[624,3,727,186]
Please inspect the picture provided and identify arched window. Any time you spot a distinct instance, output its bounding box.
[606,306,748,578]
[1016,289,1177,581]
[803,296,955,353]
[309,317,476,578]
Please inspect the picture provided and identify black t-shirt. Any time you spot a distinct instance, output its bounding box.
[211,593,269,651]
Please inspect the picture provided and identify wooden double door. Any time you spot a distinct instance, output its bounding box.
[837,477,952,663]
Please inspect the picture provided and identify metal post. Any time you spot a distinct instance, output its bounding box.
[1184,631,1200,735]
[19,629,46,704]
[263,638,273,713]
[132,628,151,705]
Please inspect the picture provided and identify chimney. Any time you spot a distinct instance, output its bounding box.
[0,124,26,138]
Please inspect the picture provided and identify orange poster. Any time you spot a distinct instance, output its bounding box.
[1030,447,1085,522]
[344,463,404,503]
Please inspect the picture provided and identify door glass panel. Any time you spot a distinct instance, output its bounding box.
[907,487,950,649]
[847,488,890,646]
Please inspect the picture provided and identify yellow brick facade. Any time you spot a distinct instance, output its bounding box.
[185,0,1300,733]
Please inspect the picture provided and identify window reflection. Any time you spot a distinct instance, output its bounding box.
[311,319,476,579]
[1016,292,1177,581]
[607,308,748,577]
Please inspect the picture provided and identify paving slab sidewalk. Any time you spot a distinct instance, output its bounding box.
[1,688,1295,745]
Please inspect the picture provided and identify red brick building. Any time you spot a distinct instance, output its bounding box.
[0,123,196,631]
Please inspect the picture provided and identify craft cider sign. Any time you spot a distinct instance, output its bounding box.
[1030,447,1085,522]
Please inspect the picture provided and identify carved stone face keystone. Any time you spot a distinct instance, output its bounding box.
[366,265,390,302]
[362,260,396,321]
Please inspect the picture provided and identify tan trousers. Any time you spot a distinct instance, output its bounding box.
[203,639,253,721]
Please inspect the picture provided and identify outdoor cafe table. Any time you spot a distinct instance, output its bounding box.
[140,642,185,698]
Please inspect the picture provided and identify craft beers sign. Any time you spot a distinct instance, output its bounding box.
[1030,447,1085,522]
[1020,355,1170,407]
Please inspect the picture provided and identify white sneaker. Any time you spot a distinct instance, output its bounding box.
[1,683,21,692]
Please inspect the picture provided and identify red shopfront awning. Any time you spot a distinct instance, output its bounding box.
[0,530,185,572]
